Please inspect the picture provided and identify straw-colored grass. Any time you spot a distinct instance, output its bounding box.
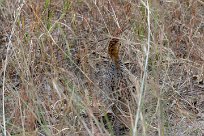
[0,0,203,136]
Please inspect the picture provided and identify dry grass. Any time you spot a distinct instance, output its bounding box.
[0,0,204,136]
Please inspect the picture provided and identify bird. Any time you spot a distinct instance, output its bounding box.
[107,37,134,136]
[94,37,137,135]
[107,38,131,100]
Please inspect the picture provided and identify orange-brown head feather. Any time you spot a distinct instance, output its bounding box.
[108,38,121,70]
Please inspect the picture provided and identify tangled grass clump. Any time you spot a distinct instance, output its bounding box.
[0,0,203,135]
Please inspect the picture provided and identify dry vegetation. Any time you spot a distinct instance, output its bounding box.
[0,0,204,136]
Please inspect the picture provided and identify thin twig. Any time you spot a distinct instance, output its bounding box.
[2,1,25,136]
[133,0,151,135]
